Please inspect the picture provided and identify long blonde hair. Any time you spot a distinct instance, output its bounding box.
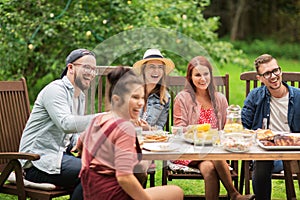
[141,63,168,105]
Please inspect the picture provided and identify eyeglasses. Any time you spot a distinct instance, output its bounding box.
[258,67,281,79]
[72,63,97,76]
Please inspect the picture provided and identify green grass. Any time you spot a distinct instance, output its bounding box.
[150,161,299,200]
[1,56,299,200]
[2,160,298,199]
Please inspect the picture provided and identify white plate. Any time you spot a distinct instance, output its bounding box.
[143,142,179,152]
[257,139,300,150]
[142,130,169,136]
[181,135,212,145]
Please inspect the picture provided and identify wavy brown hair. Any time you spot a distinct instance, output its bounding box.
[184,56,219,122]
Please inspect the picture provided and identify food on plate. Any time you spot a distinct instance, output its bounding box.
[274,135,300,146]
[222,133,253,152]
[259,140,276,146]
[184,124,213,141]
[144,134,168,142]
[256,129,275,140]
[255,129,300,146]
[188,123,211,133]
[294,135,300,145]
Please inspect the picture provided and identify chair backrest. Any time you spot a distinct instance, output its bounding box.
[240,71,300,97]
[84,66,132,114]
[0,78,31,166]
[85,67,230,127]
[165,74,229,131]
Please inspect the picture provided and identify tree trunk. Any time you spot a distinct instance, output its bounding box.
[230,0,247,41]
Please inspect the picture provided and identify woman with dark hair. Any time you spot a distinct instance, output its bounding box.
[174,56,226,129]
[77,67,183,200]
[173,56,254,200]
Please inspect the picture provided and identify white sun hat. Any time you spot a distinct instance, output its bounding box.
[133,49,175,74]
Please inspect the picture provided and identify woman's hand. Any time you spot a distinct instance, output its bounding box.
[131,118,151,131]
[71,138,83,157]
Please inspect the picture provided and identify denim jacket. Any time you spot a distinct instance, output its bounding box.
[140,92,170,130]
[241,82,300,133]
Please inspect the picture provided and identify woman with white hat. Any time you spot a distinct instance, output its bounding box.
[132,48,175,130]
[132,48,175,188]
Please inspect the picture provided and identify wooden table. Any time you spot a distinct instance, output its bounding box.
[142,138,300,200]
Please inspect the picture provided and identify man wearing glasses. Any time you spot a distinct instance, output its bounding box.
[19,49,98,200]
[241,54,300,200]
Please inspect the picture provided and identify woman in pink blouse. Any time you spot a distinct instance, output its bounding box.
[173,56,254,200]
[77,67,183,200]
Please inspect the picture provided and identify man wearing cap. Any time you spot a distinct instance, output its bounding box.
[19,49,98,200]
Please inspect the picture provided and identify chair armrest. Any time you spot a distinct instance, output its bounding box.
[0,152,40,161]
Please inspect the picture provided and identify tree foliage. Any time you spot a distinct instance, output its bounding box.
[0,0,249,101]
[206,0,300,42]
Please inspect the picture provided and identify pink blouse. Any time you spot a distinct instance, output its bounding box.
[173,90,228,130]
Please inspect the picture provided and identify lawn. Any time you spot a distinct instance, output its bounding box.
[1,56,299,200]
[150,160,299,200]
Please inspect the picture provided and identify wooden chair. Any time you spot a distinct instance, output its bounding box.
[239,71,300,199]
[0,78,72,200]
[162,74,239,200]
[85,66,156,187]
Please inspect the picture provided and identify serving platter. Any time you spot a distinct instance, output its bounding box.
[257,139,300,150]
[143,142,180,152]
[181,135,213,145]
[142,130,169,136]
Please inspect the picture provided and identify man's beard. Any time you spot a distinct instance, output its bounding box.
[74,71,89,91]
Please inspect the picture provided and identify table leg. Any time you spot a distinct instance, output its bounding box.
[162,160,168,185]
[244,161,251,194]
[239,161,245,194]
[283,160,296,200]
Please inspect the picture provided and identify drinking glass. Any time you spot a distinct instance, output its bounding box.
[193,129,205,151]
[171,126,183,138]
[210,128,221,147]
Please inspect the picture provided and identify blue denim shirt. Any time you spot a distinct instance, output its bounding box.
[140,92,170,130]
[19,77,97,174]
[241,82,300,133]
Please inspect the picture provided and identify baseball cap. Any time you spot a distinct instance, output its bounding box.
[61,49,96,78]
